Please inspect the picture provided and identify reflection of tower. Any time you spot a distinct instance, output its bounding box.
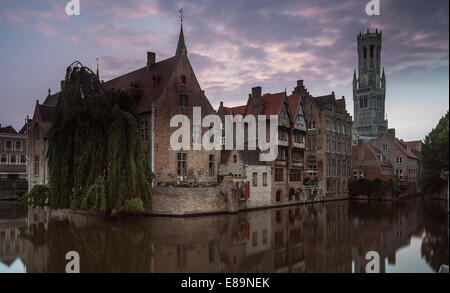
[352,29,388,139]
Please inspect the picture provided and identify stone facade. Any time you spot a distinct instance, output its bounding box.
[352,29,388,138]
[28,95,58,190]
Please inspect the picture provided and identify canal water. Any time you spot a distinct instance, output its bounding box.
[0,197,448,273]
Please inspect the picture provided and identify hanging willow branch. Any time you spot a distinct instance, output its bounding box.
[46,61,153,214]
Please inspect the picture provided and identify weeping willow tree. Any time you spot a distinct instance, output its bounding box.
[46,61,152,214]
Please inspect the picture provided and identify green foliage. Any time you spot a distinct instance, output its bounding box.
[19,185,49,208]
[120,198,145,214]
[421,111,449,193]
[349,178,399,198]
[43,61,152,214]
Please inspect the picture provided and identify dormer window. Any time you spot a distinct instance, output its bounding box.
[180,75,186,85]
[297,115,305,126]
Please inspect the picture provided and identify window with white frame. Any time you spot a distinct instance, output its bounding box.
[296,115,305,126]
[4,140,12,151]
[396,157,402,164]
[15,141,22,151]
[10,154,17,164]
[292,150,302,162]
[294,132,303,143]
[0,154,7,164]
[221,136,226,146]
[308,121,316,130]
[382,144,388,151]
[20,155,27,164]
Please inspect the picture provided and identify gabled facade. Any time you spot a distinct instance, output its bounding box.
[28,90,60,190]
[369,134,421,194]
[352,139,395,181]
[102,24,219,187]
[293,80,352,200]
[219,86,308,205]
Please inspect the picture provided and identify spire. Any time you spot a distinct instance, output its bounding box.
[48,88,51,96]
[382,67,385,79]
[353,69,357,81]
[96,58,100,80]
[176,8,187,56]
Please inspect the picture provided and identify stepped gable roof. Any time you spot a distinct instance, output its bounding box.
[395,139,418,159]
[102,55,179,113]
[313,94,335,106]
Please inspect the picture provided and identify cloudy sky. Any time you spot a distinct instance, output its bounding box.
[0,0,448,140]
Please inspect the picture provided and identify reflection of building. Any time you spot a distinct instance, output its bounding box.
[16,198,442,273]
[351,198,424,273]
[0,203,27,270]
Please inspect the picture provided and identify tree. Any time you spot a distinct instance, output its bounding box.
[421,111,449,194]
[44,61,152,213]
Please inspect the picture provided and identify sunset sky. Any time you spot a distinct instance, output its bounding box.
[0,0,448,141]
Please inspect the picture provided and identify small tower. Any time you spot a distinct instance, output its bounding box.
[353,29,387,138]
[176,8,187,56]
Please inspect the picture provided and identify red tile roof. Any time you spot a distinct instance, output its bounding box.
[395,139,418,159]
[287,94,301,117]
[404,140,422,151]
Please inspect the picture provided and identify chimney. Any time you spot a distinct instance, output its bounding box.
[331,91,335,97]
[252,86,262,98]
[220,101,223,107]
[60,80,65,91]
[297,80,304,87]
[147,52,156,70]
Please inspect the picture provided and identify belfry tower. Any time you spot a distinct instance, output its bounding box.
[352,29,387,138]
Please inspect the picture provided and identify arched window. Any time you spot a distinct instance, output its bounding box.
[276,190,281,203]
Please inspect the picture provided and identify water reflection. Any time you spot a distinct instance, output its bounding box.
[0,197,448,273]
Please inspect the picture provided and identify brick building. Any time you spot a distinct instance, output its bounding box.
[218,86,308,205]
[292,80,353,200]
[28,23,220,190]
[102,23,220,187]
[351,139,395,181]
[0,123,28,181]
[369,134,421,194]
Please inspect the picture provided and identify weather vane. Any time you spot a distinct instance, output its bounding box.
[179,8,184,24]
